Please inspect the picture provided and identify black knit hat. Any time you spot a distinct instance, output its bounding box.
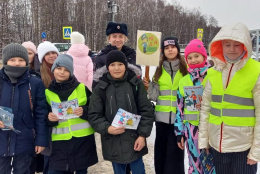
[161,36,180,55]
[106,50,127,69]
[2,43,29,65]
[106,22,128,36]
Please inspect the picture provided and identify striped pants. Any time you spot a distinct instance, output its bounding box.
[212,148,257,174]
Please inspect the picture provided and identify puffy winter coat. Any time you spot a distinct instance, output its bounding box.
[67,44,93,91]
[0,69,48,157]
[198,23,260,162]
[88,65,154,164]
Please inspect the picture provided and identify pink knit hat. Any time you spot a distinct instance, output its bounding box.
[22,41,37,54]
[184,39,207,61]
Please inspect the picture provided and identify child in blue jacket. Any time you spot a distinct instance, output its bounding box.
[0,43,48,173]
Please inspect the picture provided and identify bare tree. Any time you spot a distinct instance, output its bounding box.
[0,0,220,58]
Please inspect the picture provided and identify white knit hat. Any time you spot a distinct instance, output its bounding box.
[37,41,59,63]
[70,31,85,44]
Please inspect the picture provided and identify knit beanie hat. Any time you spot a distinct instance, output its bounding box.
[106,50,127,69]
[37,41,59,63]
[161,36,180,55]
[22,41,37,54]
[106,22,128,36]
[51,54,74,77]
[184,39,207,61]
[70,31,85,44]
[2,43,29,65]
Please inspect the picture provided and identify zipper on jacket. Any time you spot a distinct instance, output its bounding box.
[226,63,234,88]
[219,123,223,153]
[127,94,132,111]
[7,131,11,156]
[110,96,113,115]
[219,63,234,152]
[11,85,15,108]
[7,86,16,155]
[169,62,174,82]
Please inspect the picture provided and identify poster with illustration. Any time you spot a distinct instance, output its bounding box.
[136,30,161,66]
[184,85,203,111]
[51,99,79,119]
[112,108,141,130]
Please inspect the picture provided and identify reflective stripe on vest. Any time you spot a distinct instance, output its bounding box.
[210,108,255,117]
[155,112,176,123]
[183,114,198,121]
[208,58,260,126]
[212,94,254,106]
[178,74,206,126]
[45,83,95,141]
[159,90,177,96]
[155,67,183,124]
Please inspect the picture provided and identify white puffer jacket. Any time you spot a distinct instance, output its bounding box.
[198,23,260,162]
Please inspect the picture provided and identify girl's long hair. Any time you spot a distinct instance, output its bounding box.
[29,54,36,70]
[153,52,188,82]
[40,60,52,88]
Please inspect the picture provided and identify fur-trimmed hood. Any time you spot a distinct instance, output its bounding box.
[93,63,142,83]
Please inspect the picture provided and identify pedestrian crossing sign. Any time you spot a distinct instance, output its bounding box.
[63,26,72,40]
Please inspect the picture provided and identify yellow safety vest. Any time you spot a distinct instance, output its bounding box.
[179,74,206,126]
[155,67,183,124]
[45,83,95,141]
[208,58,260,126]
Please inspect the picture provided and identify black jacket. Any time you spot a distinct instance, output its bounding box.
[88,66,154,164]
[47,76,98,172]
[94,44,137,70]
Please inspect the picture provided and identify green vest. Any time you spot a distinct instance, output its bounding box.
[179,74,204,126]
[155,67,183,124]
[208,58,260,126]
[45,83,95,141]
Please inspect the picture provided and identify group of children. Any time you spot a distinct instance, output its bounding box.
[0,22,259,174]
[143,22,259,174]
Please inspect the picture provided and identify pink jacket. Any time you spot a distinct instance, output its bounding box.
[67,44,93,91]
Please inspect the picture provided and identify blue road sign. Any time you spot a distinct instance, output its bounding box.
[41,32,47,39]
[63,26,72,40]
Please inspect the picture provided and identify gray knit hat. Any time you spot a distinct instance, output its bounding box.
[2,43,29,65]
[51,54,74,77]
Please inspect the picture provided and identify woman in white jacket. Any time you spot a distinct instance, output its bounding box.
[198,23,260,174]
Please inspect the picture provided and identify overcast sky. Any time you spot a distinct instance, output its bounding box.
[167,0,260,30]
